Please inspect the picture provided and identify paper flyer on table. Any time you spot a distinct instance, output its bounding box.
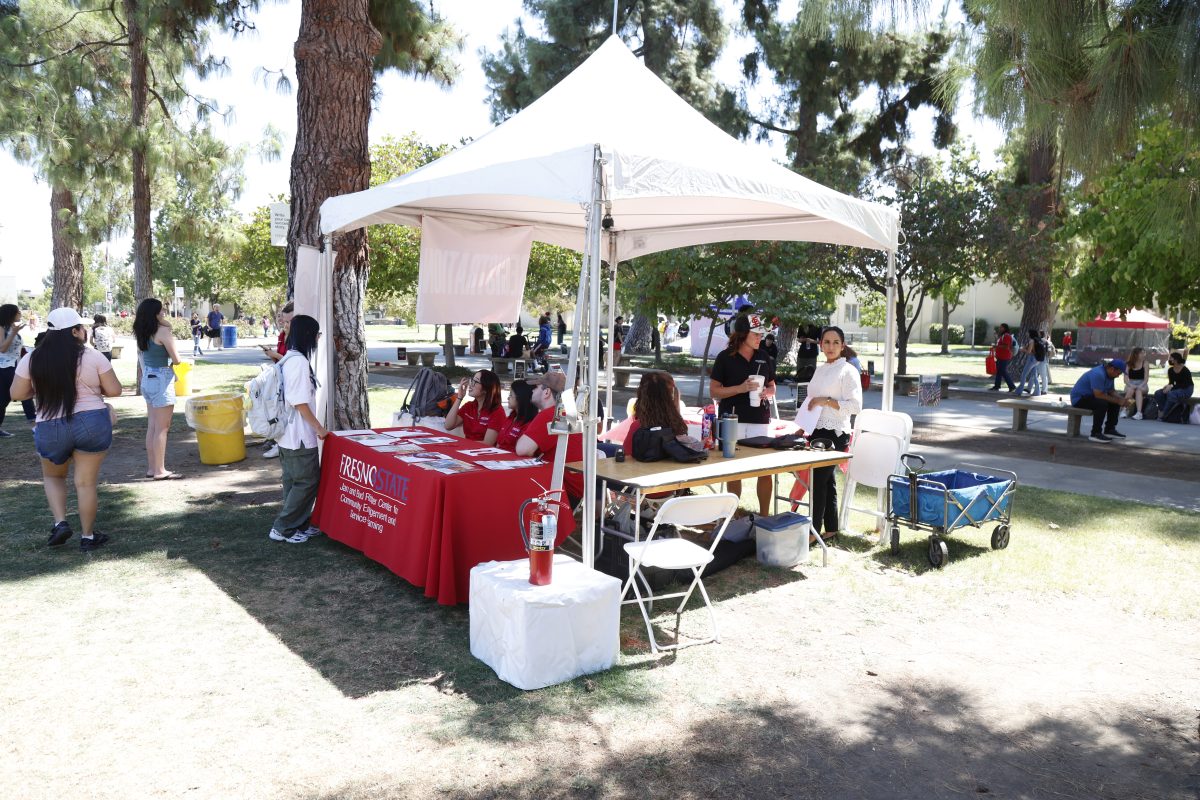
[415,458,477,474]
[342,434,400,447]
[382,429,425,439]
[794,397,821,435]
[410,436,457,445]
[459,446,508,456]
[397,452,446,464]
[334,429,377,437]
[477,458,544,470]
[376,444,423,454]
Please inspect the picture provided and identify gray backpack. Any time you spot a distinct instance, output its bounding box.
[401,367,455,421]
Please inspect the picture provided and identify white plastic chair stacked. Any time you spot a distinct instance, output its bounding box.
[619,493,740,654]
[839,410,913,544]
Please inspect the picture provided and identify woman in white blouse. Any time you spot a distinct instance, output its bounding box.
[802,325,863,541]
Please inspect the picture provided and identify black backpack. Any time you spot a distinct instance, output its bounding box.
[1161,401,1189,424]
[401,367,456,421]
[632,425,708,463]
[1033,337,1047,362]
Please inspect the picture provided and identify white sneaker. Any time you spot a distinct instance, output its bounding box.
[284,530,310,544]
[1133,413,1143,420]
[301,526,322,538]
[268,528,287,541]
[263,444,280,459]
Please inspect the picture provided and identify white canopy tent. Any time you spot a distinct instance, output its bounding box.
[318,35,901,569]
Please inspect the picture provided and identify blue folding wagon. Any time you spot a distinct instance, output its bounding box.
[886,455,1018,568]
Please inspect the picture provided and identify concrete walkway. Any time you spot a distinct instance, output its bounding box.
[188,341,1200,512]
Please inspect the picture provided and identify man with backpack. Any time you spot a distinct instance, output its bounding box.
[1015,328,1047,396]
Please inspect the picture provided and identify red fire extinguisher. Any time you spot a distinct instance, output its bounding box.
[518,489,565,586]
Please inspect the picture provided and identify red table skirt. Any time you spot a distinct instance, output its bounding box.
[312,428,574,605]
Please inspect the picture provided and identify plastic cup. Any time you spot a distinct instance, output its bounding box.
[748,375,765,407]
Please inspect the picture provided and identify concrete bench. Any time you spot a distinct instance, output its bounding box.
[397,347,436,367]
[996,397,1091,437]
[895,374,958,398]
[610,366,659,389]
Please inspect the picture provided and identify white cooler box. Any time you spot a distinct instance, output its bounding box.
[470,555,620,690]
[755,512,810,567]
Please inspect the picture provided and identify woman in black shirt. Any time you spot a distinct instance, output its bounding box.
[1154,352,1194,422]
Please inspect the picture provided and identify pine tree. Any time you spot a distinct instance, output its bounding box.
[287,0,461,429]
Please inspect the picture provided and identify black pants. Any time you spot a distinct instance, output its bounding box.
[810,428,850,534]
[1072,395,1120,435]
[0,365,36,428]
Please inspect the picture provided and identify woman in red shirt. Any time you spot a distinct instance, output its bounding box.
[496,379,538,451]
[445,369,506,444]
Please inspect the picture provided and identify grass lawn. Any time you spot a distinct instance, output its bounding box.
[1,357,1195,797]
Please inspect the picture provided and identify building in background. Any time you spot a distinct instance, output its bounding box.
[831,279,1070,346]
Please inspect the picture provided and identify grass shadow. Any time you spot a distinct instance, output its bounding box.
[312,682,1197,799]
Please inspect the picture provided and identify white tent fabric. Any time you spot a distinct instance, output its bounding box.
[416,216,534,324]
[320,36,898,257]
[316,35,902,572]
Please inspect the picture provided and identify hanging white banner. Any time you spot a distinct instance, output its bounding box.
[416,216,533,323]
[293,244,322,319]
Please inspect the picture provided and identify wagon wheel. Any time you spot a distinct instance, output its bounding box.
[991,524,1011,550]
[889,526,901,555]
[927,536,948,569]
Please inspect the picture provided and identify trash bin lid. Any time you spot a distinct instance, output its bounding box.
[755,512,810,531]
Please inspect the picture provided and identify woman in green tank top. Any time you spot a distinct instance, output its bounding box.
[134,299,182,479]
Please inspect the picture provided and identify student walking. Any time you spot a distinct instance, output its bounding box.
[10,307,123,551]
[0,304,36,437]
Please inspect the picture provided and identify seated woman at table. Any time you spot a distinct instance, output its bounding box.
[622,371,687,458]
[445,369,506,445]
[497,379,538,451]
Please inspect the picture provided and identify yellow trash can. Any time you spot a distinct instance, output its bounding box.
[173,362,193,396]
[184,393,246,465]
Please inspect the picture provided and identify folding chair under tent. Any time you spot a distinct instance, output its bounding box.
[315,35,902,570]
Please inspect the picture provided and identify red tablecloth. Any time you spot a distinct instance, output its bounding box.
[312,427,574,605]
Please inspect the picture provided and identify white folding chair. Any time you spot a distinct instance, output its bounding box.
[619,493,740,654]
[853,408,913,446]
[838,429,906,537]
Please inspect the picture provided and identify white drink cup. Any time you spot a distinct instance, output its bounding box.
[748,374,765,407]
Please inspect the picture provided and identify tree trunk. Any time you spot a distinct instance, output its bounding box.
[285,0,379,431]
[1018,137,1057,336]
[124,0,152,302]
[940,297,951,354]
[695,317,719,405]
[49,185,83,310]
[776,325,796,367]
[287,0,382,430]
[443,323,455,369]
[624,312,653,355]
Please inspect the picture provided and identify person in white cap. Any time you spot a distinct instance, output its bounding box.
[10,307,123,552]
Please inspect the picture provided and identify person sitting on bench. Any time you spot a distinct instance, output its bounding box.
[1070,358,1128,443]
[1154,351,1194,423]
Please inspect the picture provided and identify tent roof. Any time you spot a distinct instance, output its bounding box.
[1079,309,1171,329]
[320,36,898,259]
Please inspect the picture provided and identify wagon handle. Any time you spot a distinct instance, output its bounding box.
[899,453,925,476]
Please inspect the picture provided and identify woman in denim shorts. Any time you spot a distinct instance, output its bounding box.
[134,299,182,480]
[11,307,123,552]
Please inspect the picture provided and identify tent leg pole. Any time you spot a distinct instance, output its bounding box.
[605,234,617,429]
[882,248,897,413]
[581,148,605,571]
